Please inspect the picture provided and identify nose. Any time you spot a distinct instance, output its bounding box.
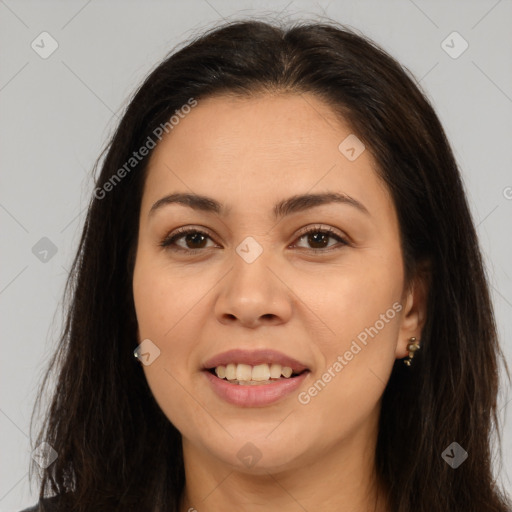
[214,248,293,329]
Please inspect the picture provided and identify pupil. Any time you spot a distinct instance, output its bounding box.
[187,233,206,248]
[309,232,327,248]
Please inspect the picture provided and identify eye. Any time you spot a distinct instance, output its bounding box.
[160,226,216,252]
[292,225,348,252]
[159,225,348,253]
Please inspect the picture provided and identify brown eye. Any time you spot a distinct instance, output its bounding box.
[293,226,348,252]
[160,228,215,252]
[160,225,348,254]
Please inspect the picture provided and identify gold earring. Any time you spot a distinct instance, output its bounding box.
[404,337,420,366]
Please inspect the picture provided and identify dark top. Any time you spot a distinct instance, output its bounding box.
[20,496,61,511]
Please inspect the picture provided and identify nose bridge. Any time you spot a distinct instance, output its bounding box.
[231,235,277,303]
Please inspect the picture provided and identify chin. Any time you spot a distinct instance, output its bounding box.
[199,432,311,474]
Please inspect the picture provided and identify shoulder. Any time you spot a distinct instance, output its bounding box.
[19,495,63,512]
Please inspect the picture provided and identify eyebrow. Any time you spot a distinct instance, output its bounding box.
[148,191,370,219]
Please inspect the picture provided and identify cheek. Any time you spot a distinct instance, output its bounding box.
[132,249,197,340]
[294,247,403,344]
[132,256,186,379]
[294,252,402,418]
[133,257,207,432]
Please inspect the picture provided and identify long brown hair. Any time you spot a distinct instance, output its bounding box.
[30,18,512,512]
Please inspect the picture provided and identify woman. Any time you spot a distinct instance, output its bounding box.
[23,18,511,512]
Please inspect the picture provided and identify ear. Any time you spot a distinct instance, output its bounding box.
[395,261,430,359]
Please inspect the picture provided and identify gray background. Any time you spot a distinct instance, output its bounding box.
[1,0,511,509]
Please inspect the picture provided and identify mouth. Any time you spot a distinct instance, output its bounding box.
[203,367,310,407]
[201,349,311,407]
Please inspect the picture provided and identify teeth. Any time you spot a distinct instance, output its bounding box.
[215,365,226,379]
[281,366,293,378]
[252,364,270,381]
[214,363,297,382]
[269,363,282,379]
[225,363,236,380]
[235,364,252,381]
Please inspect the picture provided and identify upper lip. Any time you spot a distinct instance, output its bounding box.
[202,349,309,374]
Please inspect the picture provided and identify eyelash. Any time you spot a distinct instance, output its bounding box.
[159,225,349,254]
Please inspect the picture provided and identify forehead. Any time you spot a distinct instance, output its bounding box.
[150,92,352,163]
[141,92,392,219]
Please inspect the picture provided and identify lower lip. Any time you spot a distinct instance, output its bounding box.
[203,370,309,407]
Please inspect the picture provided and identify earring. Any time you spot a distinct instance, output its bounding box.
[403,337,420,366]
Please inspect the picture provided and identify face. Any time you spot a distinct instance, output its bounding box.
[132,92,425,474]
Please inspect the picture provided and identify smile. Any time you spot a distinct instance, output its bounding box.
[203,367,310,407]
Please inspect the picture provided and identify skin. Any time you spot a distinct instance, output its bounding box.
[132,92,429,512]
